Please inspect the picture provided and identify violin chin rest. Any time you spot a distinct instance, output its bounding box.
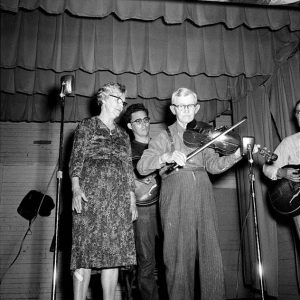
[186,120,213,133]
[183,130,204,149]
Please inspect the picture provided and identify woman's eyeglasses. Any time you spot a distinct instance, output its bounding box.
[172,104,197,111]
[131,117,150,125]
[109,94,127,107]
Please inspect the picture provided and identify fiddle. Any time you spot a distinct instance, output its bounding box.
[183,119,242,156]
[163,117,247,174]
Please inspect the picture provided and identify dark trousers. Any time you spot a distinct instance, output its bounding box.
[160,169,225,300]
[134,203,160,300]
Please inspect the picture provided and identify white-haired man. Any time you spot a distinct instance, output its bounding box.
[137,87,242,300]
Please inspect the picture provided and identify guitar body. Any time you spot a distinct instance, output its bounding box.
[268,165,300,216]
[135,174,159,207]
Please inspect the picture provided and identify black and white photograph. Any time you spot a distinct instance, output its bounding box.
[0,1,300,299]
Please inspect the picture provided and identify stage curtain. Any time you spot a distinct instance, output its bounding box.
[0,66,269,121]
[0,92,231,123]
[267,52,300,138]
[0,67,267,99]
[232,50,300,298]
[233,89,278,297]
[1,1,300,297]
[1,8,299,122]
[2,10,294,76]
[0,0,300,30]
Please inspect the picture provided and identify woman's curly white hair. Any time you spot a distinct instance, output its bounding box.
[96,83,126,106]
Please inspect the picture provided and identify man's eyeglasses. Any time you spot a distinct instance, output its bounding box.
[131,117,150,125]
[109,94,127,107]
[172,104,197,111]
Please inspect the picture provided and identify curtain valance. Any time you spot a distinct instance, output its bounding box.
[2,10,299,76]
[0,91,231,123]
[0,0,300,30]
[0,67,266,101]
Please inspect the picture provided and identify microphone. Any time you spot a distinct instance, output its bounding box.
[60,75,75,97]
[242,136,255,163]
[242,136,255,155]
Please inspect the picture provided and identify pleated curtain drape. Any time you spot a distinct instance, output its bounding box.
[232,51,300,297]
[1,0,300,28]
[1,7,300,122]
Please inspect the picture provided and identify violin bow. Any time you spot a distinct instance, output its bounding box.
[165,116,247,174]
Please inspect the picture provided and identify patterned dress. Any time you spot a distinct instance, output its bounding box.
[69,116,136,270]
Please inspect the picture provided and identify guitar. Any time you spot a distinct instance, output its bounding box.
[268,165,300,216]
[134,174,159,206]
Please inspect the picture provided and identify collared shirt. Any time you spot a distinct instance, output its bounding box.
[263,132,300,180]
[137,121,241,176]
[131,139,150,179]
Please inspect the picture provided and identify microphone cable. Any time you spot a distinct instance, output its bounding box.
[0,163,58,285]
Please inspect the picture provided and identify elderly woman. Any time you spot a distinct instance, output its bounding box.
[69,83,138,300]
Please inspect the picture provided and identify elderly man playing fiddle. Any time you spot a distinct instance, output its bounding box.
[137,87,242,300]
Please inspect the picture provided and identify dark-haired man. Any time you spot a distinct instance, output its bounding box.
[123,103,161,300]
[263,100,300,238]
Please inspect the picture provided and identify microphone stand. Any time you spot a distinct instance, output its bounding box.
[246,144,265,300]
[51,85,66,300]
